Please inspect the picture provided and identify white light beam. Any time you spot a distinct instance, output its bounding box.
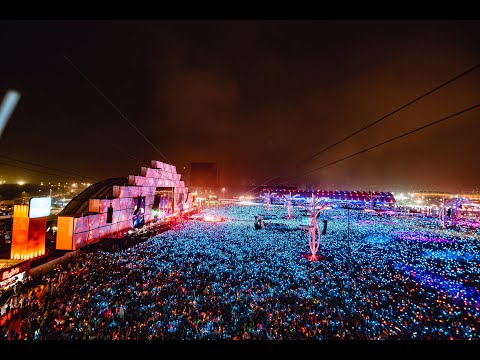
[0,90,21,137]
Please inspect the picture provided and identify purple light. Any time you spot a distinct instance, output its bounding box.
[395,263,480,311]
[394,231,455,244]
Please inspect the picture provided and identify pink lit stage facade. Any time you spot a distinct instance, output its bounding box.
[56,160,193,250]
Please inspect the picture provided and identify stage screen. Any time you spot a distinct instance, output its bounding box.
[28,197,51,218]
[132,196,145,229]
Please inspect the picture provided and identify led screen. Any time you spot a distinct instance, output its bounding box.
[132,196,145,229]
[28,197,52,218]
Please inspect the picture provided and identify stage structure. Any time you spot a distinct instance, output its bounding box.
[10,197,51,260]
[56,160,192,251]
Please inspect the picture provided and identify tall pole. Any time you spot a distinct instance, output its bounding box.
[442,196,445,228]
[440,196,445,228]
[347,205,351,277]
[347,206,350,240]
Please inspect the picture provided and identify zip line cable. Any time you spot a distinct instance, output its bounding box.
[252,63,480,191]
[60,58,479,193]
[64,55,170,164]
[302,102,480,177]
[260,102,480,189]
[298,63,480,166]
[108,142,148,167]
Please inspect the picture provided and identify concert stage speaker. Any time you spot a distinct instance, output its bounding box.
[107,206,113,223]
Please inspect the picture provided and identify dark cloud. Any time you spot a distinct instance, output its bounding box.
[1,20,480,193]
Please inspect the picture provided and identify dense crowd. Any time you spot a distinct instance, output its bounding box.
[1,203,479,340]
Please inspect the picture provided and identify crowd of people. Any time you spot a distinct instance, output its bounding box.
[1,202,479,340]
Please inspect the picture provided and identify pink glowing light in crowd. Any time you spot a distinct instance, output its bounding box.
[395,231,455,244]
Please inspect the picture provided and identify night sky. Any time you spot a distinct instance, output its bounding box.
[1,20,480,193]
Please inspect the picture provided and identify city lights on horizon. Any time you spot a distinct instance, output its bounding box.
[0,177,479,201]
[0,180,92,187]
